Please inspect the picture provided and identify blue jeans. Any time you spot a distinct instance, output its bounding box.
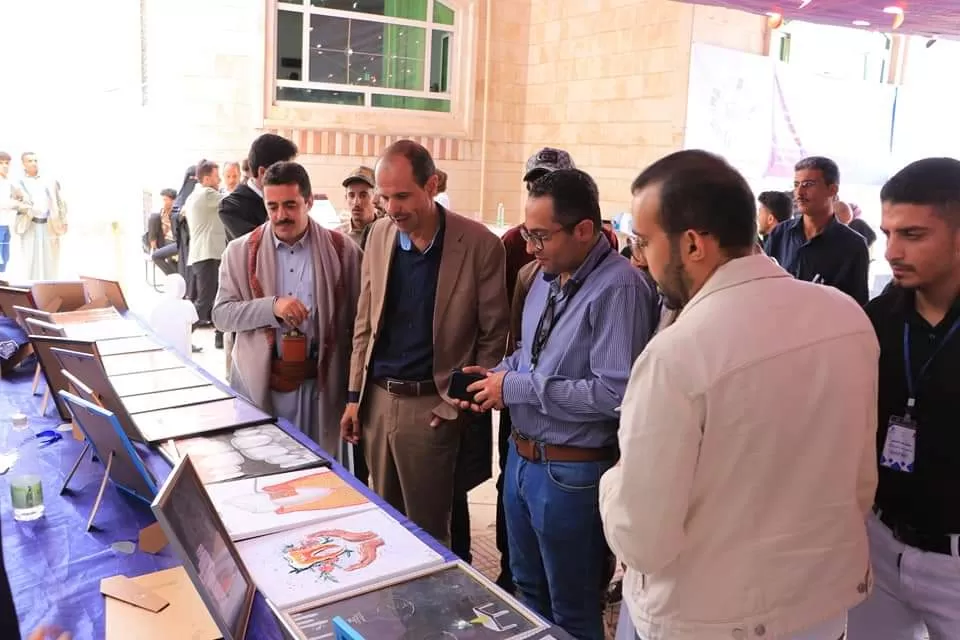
[504,445,614,640]
[0,225,9,273]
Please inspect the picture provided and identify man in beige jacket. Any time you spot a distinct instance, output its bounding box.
[213,161,361,455]
[601,150,878,640]
[185,160,226,326]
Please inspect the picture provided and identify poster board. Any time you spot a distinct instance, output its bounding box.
[236,509,445,610]
[0,286,35,321]
[59,391,157,503]
[158,424,329,485]
[281,561,546,640]
[80,276,129,312]
[132,397,272,442]
[51,347,146,442]
[31,281,87,312]
[108,366,213,397]
[27,335,99,421]
[151,455,257,640]
[205,467,373,541]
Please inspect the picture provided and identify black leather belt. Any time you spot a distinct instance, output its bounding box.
[373,378,437,397]
[873,506,955,555]
[31,217,47,224]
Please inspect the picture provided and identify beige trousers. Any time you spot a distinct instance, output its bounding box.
[362,384,461,547]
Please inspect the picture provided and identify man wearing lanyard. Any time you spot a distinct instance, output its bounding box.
[847,157,960,638]
[458,169,656,640]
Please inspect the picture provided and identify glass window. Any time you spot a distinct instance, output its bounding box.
[276,11,304,81]
[277,0,458,112]
[310,0,428,22]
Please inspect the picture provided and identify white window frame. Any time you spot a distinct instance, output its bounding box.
[264,0,478,138]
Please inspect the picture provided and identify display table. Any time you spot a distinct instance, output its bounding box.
[0,320,454,639]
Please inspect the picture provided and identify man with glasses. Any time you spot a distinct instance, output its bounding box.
[456,169,657,640]
[764,156,869,304]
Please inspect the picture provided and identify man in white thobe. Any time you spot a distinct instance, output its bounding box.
[15,152,67,281]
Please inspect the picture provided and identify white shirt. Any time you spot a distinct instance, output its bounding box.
[600,254,879,640]
[19,175,51,219]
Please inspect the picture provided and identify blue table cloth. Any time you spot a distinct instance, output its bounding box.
[0,332,454,639]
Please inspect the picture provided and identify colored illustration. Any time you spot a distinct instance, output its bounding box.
[284,529,385,579]
[207,468,372,541]
[236,510,444,610]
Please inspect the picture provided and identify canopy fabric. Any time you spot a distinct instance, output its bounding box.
[675,1,960,38]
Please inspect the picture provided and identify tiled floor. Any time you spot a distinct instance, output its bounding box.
[55,228,624,639]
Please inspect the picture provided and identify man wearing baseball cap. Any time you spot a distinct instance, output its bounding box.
[339,166,379,248]
[522,147,575,184]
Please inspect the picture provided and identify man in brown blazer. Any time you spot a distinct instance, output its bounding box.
[341,140,508,547]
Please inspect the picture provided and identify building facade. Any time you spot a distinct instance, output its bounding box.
[141,0,769,222]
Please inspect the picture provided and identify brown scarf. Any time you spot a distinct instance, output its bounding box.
[246,224,347,389]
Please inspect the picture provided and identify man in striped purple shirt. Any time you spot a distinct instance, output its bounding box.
[458,169,657,640]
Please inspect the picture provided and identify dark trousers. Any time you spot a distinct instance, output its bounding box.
[191,258,219,323]
[451,491,471,562]
[152,243,178,276]
[496,408,514,587]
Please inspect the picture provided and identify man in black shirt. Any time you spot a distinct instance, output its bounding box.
[764,156,869,304]
[847,158,960,638]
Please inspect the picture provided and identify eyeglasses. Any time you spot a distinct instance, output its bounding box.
[520,225,569,251]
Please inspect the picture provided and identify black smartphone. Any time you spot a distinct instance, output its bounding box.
[448,369,485,402]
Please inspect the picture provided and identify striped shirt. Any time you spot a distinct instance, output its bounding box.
[498,235,656,448]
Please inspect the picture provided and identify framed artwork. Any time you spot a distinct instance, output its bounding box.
[59,391,157,503]
[51,347,145,442]
[122,385,232,415]
[280,561,546,640]
[158,424,328,485]
[108,366,213,397]
[28,335,99,421]
[205,467,373,541]
[132,397,272,442]
[0,286,35,321]
[91,335,163,356]
[80,276,129,312]
[62,319,146,341]
[236,509,445,610]
[51,307,122,325]
[31,281,86,312]
[100,349,183,376]
[152,455,257,640]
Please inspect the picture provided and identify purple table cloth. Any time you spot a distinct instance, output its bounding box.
[0,321,454,640]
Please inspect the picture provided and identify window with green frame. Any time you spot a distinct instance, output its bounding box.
[275,0,457,112]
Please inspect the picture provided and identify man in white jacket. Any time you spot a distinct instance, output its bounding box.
[600,150,878,640]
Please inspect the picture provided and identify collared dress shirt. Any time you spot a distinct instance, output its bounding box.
[497,235,656,448]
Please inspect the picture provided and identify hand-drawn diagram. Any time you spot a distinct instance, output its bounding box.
[207,467,373,540]
[286,563,543,639]
[236,509,444,610]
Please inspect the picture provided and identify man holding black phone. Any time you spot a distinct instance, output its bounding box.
[456,169,656,640]
[340,140,508,549]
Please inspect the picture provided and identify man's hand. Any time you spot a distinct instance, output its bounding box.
[340,402,361,444]
[429,414,445,428]
[453,366,506,413]
[28,626,71,640]
[273,296,309,327]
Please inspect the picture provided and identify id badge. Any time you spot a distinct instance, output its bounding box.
[880,415,917,473]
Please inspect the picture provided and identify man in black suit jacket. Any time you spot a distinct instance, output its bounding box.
[219,134,298,241]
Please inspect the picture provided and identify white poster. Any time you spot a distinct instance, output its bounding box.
[236,509,444,610]
[684,42,776,178]
[206,467,376,541]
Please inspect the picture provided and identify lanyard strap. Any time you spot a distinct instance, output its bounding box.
[903,317,960,412]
